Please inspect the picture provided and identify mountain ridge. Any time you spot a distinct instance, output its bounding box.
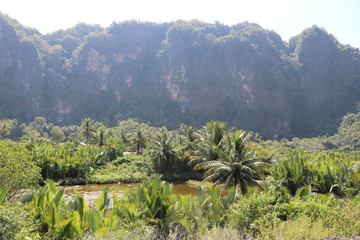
[0,14,359,138]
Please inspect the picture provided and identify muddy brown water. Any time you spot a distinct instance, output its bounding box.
[59,183,199,206]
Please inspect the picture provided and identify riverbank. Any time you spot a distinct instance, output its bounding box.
[54,153,202,185]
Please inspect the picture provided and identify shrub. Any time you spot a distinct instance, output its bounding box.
[257,215,337,240]
[88,154,151,183]
[0,140,41,200]
[0,204,40,239]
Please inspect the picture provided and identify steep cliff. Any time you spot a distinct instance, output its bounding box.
[290,26,360,136]
[161,21,294,137]
[0,14,41,120]
[0,15,359,138]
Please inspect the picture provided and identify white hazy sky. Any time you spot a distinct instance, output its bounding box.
[1,0,359,48]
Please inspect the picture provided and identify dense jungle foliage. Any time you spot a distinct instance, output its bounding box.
[0,110,360,239]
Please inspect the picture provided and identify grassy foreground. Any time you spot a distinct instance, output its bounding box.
[1,176,360,239]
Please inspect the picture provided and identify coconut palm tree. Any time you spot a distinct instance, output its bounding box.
[177,125,198,177]
[93,127,111,147]
[188,121,228,167]
[178,124,196,146]
[178,124,196,153]
[150,128,178,174]
[132,127,147,155]
[80,118,96,144]
[191,130,267,194]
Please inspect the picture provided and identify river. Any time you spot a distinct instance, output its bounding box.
[59,182,199,206]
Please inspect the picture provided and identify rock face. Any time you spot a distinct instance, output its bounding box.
[290,27,360,136]
[0,15,41,121]
[0,15,359,138]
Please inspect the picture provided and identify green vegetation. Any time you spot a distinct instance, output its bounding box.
[190,126,268,193]
[0,204,41,239]
[0,114,359,239]
[0,140,41,201]
[1,176,359,239]
[1,13,360,238]
[88,154,151,183]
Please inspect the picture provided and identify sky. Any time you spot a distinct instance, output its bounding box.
[1,0,359,48]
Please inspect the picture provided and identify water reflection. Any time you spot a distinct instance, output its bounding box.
[59,182,199,206]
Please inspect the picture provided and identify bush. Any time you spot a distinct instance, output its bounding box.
[99,220,156,240]
[333,196,360,237]
[0,204,40,239]
[227,188,360,239]
[257,215,337,240]
[88,154,151,183]
[0,140,41,200]
[227,190,278,235]
[199,226,246,240]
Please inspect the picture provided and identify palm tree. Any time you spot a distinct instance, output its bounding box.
[93,127,111,147]
[119,128,129,146]
[188,121,228,167]
[178,124,196,150]
[150,128,179,174]
[271,151,313,195]
[132,127,147,155]
[200,121,227,147]
[80,118,96,144]
[117,175,175,237]
[191,130,268,194]
[177,125,198,177]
